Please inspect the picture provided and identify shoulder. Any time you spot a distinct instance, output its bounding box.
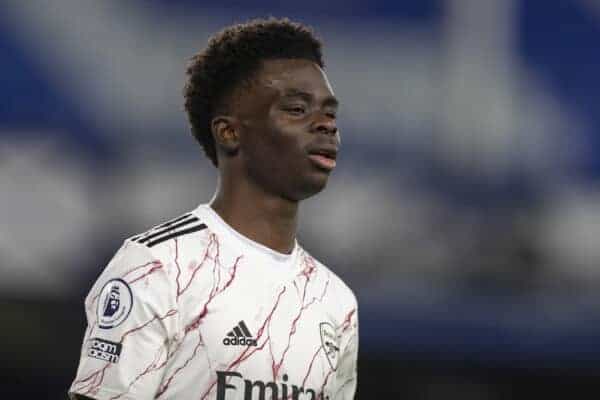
[128,211,209,253]
[301,249,358,310]
[124,210,213,269]
[86,211,210,306]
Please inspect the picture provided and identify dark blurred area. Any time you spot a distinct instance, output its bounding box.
[2,0,600,398]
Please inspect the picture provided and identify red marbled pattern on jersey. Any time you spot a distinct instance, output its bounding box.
[72,218,358,400]
[71,364,112,396]
[197,252,338,399]
[156,234,244,398]
[122,260,162,280]
[301,345,323,389]
[270,255,331,382]
[126,261,164,285]
[72,309,178,396]
[82,257,163,344]
[154,329,204,398]
[198,285,287,399]
[107,341,168,400]
[72,246,176,398]
[183,238,242,334]
[341,309,356,333]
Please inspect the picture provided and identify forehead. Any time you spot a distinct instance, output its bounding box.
[253,58,334,97]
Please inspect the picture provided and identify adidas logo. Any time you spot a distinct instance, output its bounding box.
[222,320,258,347]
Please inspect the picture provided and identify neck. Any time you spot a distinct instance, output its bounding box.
[210,174,299,255]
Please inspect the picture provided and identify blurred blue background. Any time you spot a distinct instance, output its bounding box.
[2,0,600,398]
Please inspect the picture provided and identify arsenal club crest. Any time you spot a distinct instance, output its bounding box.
[319,322,340,371]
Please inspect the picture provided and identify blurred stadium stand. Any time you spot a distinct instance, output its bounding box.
[2,0,600,398]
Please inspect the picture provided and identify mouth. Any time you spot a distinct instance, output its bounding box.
[307,147,338,171]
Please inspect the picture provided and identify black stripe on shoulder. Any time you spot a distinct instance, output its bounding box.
[137,216,200,244]
[155,213,193,230]
[147,223,207,248]
[130,213,198,243]
[131,213,192,241]
[130,213,193,242]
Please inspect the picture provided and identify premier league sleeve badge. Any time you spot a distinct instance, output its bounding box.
[97,278,133,329]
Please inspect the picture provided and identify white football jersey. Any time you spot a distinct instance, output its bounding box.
[69,204,358,400]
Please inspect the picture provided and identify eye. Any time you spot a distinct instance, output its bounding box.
[284,106,306,115]
[326,112,337,119]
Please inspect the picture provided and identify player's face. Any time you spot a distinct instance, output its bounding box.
[236,59,340,201]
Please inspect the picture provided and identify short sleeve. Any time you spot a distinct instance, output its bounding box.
[69,240,179,400]
[334,303,359,400]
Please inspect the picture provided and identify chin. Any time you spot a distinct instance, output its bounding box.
[290,174,330,201]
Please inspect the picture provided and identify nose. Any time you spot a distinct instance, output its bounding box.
[312,112,338,136]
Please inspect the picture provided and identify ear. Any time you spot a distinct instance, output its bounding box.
[211,116,240,155]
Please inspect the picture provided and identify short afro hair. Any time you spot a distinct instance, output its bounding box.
[184,17,324,167]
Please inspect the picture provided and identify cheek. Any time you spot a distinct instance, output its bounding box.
[241,113,307,173]
[240,124,288,177]
[275,134,307,171]
[261,120,304,160]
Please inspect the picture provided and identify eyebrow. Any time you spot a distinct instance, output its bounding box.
[282,88,339,108]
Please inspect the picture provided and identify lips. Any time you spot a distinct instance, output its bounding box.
[307,146,338,171]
